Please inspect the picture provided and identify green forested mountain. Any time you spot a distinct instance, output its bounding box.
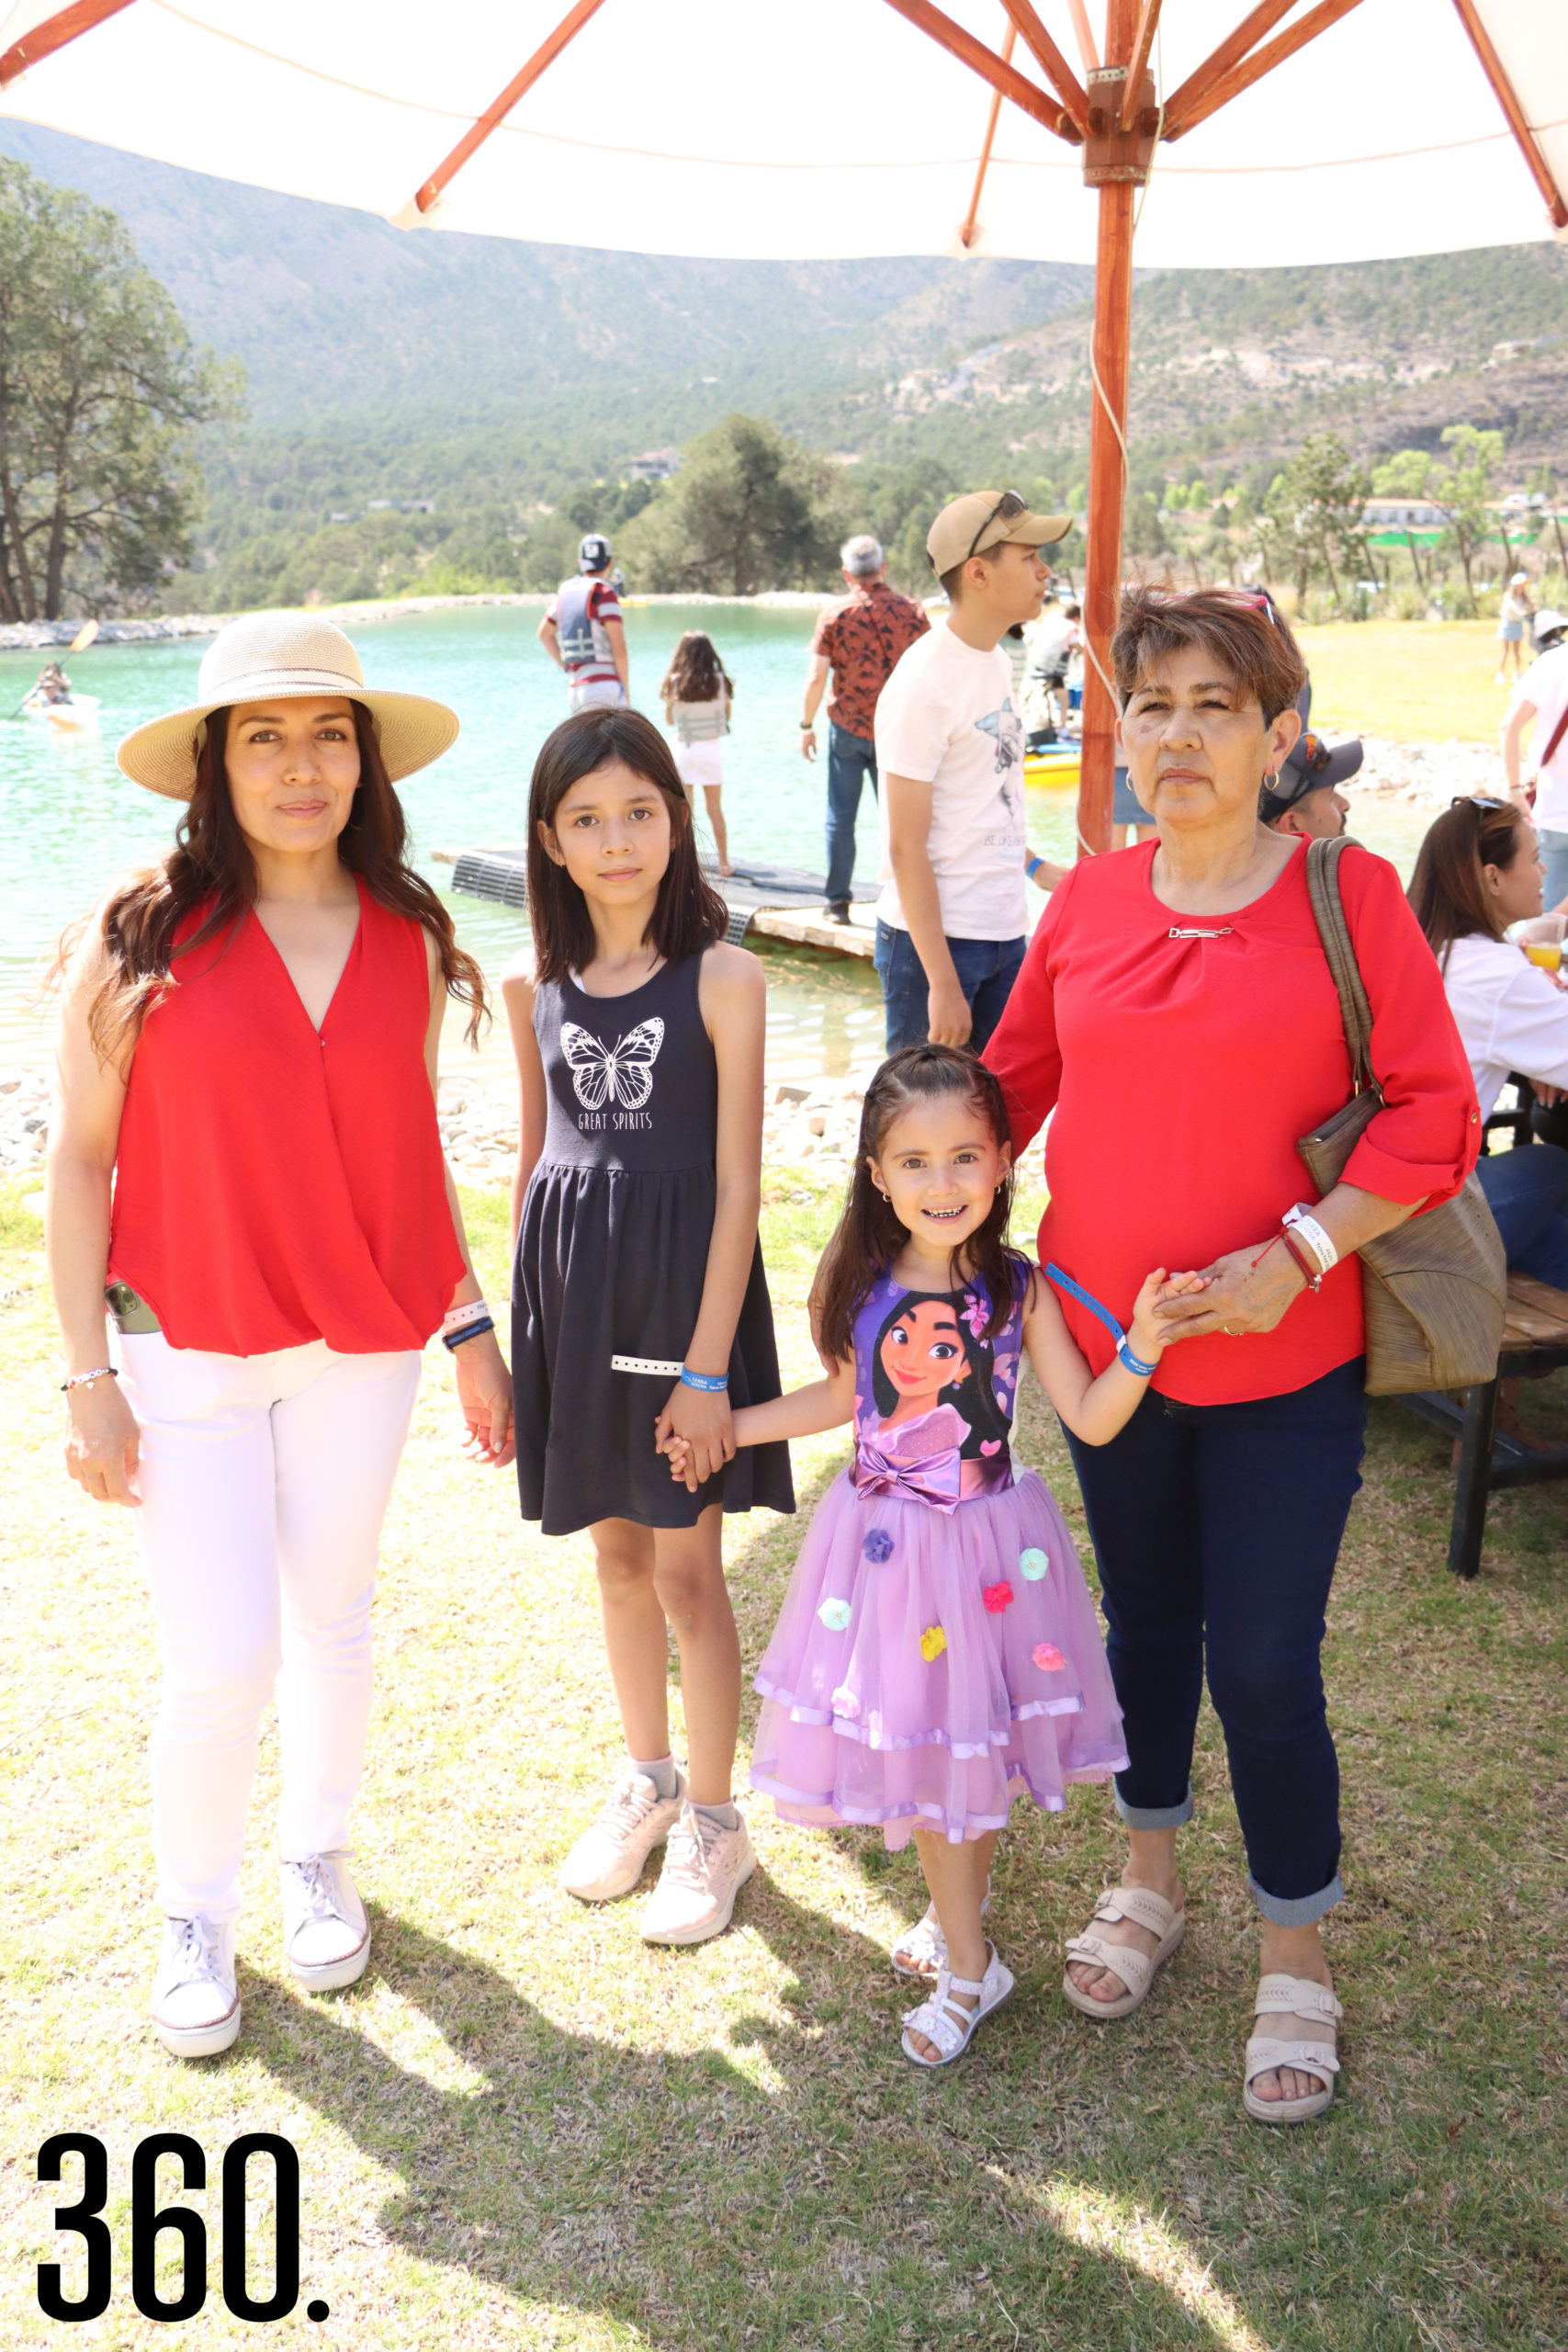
[3,119,1564,611]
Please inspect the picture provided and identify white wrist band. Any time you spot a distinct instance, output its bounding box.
[1283,1206,1337,1276]
[443,1299,491,1334]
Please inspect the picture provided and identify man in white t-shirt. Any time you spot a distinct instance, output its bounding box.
[1502,609,1568,906]
[874,490,1069,1052]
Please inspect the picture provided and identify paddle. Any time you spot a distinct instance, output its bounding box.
[6,617,99,719]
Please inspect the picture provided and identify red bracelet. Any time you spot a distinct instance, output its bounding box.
[1277,1225,1323,1292]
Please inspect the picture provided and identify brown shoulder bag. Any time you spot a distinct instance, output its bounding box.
[1296,835,1506,1396]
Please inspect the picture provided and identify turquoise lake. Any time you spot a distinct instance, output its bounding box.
[0,600,1434,1084]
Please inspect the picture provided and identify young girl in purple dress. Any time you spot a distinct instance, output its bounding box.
[666,1044,1205,2066]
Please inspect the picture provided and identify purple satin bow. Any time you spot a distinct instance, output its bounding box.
[852,1438,963,1514]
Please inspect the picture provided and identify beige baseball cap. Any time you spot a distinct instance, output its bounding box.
[926,490,1071,576]
[117,610,459,799]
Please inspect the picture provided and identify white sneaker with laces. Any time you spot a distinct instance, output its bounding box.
[279,1853,370,1992]
[640,1801,755,1946]
[559,1768,686,1902]
[150,1916,241,2059]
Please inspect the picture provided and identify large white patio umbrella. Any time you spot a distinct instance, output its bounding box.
[4,0,1564,848]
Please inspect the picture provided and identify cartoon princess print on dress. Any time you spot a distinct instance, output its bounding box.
[665,1043,1208,2068]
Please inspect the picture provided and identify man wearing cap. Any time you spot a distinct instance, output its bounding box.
[1259,726,1362,840]
[873,491,1067,1053]
[800,534,930,923]
[1502,608,1568,903]
[539,534,630,711]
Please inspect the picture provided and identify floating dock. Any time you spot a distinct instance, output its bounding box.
[433,846,879,957]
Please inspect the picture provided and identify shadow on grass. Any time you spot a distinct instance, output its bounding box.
[242,1894,1270,2352]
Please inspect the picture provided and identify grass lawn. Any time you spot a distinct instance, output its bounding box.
[1293,624,1520,749]
[2,1172,1565,2350]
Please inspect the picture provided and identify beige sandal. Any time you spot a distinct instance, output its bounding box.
[1062,1884,1185,2019]
[1243,1973,1342,2124]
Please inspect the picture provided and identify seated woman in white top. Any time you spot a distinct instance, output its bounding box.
[1409,795,1568,1292]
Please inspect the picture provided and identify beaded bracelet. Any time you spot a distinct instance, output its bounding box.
[61,1365,118,1393]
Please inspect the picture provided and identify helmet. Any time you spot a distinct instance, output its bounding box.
[578,533,612,573]
[1533,607,1567,650]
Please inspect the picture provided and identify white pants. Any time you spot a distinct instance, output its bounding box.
[116,1333,422,1924]
[568,677,626,712]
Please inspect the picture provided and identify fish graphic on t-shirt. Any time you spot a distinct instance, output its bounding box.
[974,696,1022,779]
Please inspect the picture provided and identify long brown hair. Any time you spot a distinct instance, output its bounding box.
[660,630,733,706]
[1408,797,1529,971]
[810,1045,1029,1362]
[85,701,486,1064]
[525,706,728,986]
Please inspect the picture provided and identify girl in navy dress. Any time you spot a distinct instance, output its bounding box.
[504,707,793,1948]
[667,1045,1204,2064]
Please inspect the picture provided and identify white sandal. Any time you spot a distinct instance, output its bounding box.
[1062,1884,1186,2019]
[1243,1973,1342,2124]
[900,1944,1014,2069]
[891,1881,991,1980]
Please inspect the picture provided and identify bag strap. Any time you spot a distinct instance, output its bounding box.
[1303,836,1379,1097]
[1540,700,1568,773]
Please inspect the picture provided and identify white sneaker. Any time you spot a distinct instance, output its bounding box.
[640,1802,756,1946]
[559,1768,686,1903]
[279,1853,370,1992]
[150,1916,241,2059]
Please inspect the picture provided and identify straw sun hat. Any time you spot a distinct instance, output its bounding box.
[117,611,459,799]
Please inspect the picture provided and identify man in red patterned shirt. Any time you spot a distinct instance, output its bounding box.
[800,535,930,922]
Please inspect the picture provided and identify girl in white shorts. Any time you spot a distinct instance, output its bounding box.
[661,631,734,875]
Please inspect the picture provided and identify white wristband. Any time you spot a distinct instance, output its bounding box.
[1283,1206,1337,1276]
[442,1298,491,1335]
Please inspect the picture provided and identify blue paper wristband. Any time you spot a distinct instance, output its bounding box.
[1044,1262,1159,1379]
[680,1366,729,1393]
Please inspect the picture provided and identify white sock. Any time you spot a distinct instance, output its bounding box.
[631,1753,678,1800]
[692,1798,739,1831]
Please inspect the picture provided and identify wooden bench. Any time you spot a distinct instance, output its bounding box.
[1393,1272,1568,1577]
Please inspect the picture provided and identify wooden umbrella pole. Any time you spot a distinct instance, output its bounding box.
[1079,176,1134,856]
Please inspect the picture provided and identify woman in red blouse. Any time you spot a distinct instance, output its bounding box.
[46,614,514,2063]
[985,589,1478,2123]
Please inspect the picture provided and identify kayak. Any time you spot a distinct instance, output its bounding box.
[20,692,101,730]
[1024,748,1080,787]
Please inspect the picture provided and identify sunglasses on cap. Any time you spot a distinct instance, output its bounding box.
[966,490,1029,561]
[1452,795,1509,813]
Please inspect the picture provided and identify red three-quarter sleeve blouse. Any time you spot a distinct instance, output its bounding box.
[982,838,1482,1406]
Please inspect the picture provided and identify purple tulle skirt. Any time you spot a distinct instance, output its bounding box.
[750,1466,1128,1849]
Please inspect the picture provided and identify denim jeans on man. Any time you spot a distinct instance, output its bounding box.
[1474,1139,1568,1285]
[825,723,877,906]
[1062,1357,1368,1924]
[874,922,1026,1056]
[1538,827,1568,910]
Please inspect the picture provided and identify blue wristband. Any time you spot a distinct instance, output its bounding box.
[1026,854,1045,880]
[442,1316,495,1351]
[680,1365,729,1393]
[1044,1262,1159,1379]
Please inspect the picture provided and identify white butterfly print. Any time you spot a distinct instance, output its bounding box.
[560,1017,665,1112]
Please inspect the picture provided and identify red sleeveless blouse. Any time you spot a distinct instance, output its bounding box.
[108,877,464,1356]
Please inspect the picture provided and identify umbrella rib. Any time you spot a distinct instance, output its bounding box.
[883,0,1083,141]
[1158,0,1297,130]
[1065,0,1100,74]
[1165,0,1369,141]
[959,20,1017,248]
[1120,0,1161,130]
[411,0,613,216]
[0,0,137,93]
[998,0,1089,130]
[1449,0,1568,228]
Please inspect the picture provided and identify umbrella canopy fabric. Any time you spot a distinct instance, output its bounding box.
[1,0,1563,269]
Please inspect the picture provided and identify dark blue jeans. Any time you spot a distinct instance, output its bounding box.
[1062,1358,1368,1924]
[826,723,877,904]
[874,922,1026,1056]
[1474,1142,1568,1285]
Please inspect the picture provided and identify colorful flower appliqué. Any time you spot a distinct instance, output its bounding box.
[830,1685,861,1718]
[1032,1642,1066,1672]
[983,1580,1014,1614]
[818,1598,852,1632]
[862,1528,895,1564]
[1019,1547,1048,1581]
[919,1624,947,1663]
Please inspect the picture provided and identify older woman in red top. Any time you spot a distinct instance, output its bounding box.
[45,614,513,2064]
[984,589,1478,2124]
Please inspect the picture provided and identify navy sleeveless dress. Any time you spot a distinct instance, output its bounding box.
[513,950,795,1535]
